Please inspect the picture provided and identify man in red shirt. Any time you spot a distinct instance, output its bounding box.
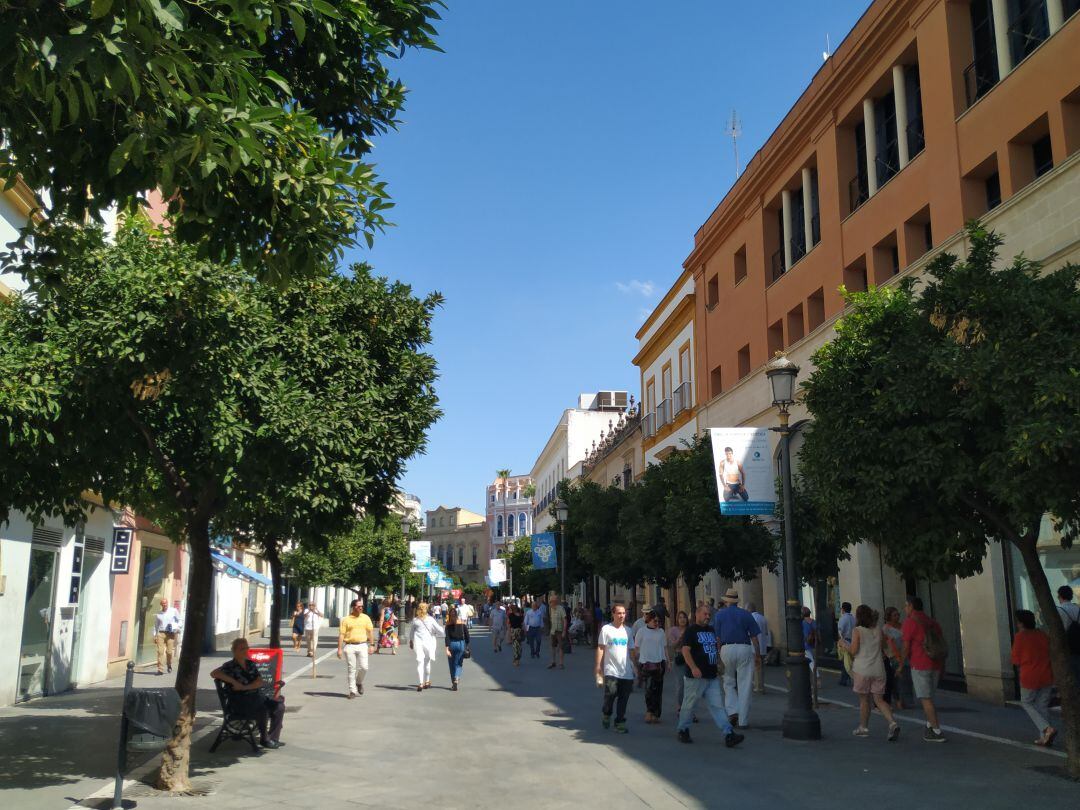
[900,596,946,742]
[1010,609,1056,746]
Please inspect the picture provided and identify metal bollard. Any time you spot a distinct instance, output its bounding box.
[112,660,135,809]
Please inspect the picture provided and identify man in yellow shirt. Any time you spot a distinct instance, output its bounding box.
[337,599,376,699]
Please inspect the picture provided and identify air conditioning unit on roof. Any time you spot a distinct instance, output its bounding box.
[595,391,628,410]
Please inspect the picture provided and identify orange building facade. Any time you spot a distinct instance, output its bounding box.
[678,0,1080,703]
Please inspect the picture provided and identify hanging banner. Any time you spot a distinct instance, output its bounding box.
[710,427,775,516]
[409,540,432,573]
[531,533,557,570]
[489,558,507,584]
[426,569,440,584]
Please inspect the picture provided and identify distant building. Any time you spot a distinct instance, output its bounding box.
[424,506,488,586]
[486,475,533,558]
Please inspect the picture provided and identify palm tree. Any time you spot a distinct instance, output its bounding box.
[495,468,512,589]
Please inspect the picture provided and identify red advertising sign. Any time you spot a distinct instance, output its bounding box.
[247,647,284,698]
[440,590,450,600]
[451,588,462,600]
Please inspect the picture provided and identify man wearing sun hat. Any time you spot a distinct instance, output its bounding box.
[712,587,761,728]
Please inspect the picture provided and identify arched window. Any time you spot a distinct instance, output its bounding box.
[506,514,514,537]
[458,546,464,566]
[496,514,503,537]
[472,545,478,566]
[519,512,527,535]
[437,545,444,565]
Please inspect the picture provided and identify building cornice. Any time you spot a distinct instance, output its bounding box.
[633,295,695,369]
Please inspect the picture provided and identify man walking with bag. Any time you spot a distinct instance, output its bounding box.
[900,596,947,742]
[337,599,375,699]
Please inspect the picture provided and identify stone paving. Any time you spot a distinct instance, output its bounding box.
[2,624,1077,809]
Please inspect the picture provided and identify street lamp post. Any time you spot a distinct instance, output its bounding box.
[766,354,821,741]
[554,497,568,599]
[399,515,411,604]
[506,539,515,601]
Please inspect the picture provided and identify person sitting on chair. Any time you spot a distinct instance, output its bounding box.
[210,638,285,750]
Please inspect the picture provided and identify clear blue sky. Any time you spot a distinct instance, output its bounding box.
[350,0,869,515]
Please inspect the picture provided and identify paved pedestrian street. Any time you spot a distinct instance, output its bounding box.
[0,626,1076,810]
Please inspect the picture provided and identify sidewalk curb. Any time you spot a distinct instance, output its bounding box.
[68,648,338,809]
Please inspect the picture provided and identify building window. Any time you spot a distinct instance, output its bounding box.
[1032,133,1054,178]
[472,546,478,566]
[734,245,747,285]
[496,514,503,537]
[1009,0,1050,65]
[904,64,925,159]
[966,0,1000,107]
[710,365,722,398]
[985,171,1002,210]
[490,494,495,502]
[519,513,527,535]
[706,274,719,307]
[874,92,900,187]
[852,121,870,212]
[507,516,514,537]
[737,344,751,380]
[458,547,464,566]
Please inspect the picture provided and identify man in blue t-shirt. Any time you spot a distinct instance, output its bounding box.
[676,603,745,748]
[712,588,761,727]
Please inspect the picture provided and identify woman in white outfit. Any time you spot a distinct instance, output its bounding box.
[409,602,444,692]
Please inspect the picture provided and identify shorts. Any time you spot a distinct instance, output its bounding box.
[852,673,886,695]
[550,631,564,647]
[911,668,939,700]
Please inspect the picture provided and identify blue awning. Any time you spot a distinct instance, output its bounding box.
[211,550,272,587]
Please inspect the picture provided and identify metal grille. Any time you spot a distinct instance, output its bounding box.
[31,525,64,548]
[85,536,106,554]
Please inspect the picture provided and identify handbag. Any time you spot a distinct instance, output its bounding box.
[463,647,472,659]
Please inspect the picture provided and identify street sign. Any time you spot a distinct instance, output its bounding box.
[111,528,133,574]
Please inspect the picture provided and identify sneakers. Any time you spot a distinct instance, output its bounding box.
[923,726,946,743]
[613,722,628,734]
[888,723,901,742]
[601,714,611,729]
[677,729,693,744]
[724,731,745,748]
[852,727,870,737]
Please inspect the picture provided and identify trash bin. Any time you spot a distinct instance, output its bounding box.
[123,686,181,752]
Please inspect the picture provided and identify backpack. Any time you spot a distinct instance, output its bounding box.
[919,617,948,663]
[1059,606,1080,656]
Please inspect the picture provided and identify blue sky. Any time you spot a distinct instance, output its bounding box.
[351,0,869,514]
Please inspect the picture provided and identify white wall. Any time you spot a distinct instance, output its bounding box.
[214,574,243,637]
[0,194,28,295]
[0,512,34,706]
[71,508,115,688]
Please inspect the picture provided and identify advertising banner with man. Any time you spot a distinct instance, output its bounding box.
[709,427,775,516]
[489,558,507,584]
[531,533,557,570]
[409,540,432,573]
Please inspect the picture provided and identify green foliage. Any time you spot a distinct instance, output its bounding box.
[0,0,443,282]
[507,535,557,598]
[800,225,1080,577]
[284,514,412,593]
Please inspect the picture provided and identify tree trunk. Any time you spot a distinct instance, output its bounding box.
[265,543,283,650]
[156,520,212,792]
[687,578,697,612]
[1016,537,1080,777]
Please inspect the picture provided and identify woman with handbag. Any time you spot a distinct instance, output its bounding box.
[409,602,444,692]
[633,609,670,723]
[444,606,471,691]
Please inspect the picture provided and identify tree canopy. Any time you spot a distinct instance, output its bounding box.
[799,224,1080,775]
[284,514,412,595]
[0,0,442,282]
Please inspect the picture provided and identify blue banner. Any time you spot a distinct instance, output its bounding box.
[531,533,557,570]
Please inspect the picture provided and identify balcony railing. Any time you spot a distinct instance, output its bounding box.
[642,411,656,438]
[848,175,869,214]
[672,380,692,416]
[906,114,925,160]
[770,249,785,283]
[656,398,672,428]
[789,232,806,264]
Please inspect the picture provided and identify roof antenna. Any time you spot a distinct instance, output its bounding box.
[727,109,742,180]
[823,33,831,62]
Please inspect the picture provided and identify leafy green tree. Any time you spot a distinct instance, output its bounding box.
[799,225,1080,776]
[284,514,412,597]
[0,0,442,282]
[508,535,557,599]
[0,225,439,789]
[564,480,628,605]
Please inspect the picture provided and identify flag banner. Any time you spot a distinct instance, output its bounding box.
[426,569,439,584]
[531,533,557,570]
[710,427,775,517]
[409,540,432,573]
[489,558,507,583]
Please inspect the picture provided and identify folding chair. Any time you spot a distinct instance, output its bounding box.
[208,679,260,753]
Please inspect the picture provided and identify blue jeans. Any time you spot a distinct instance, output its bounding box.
[526,627,542,657]
[447,639,466,681]
[677,676,733,735]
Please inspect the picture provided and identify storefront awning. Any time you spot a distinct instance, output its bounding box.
[211,550,272,586]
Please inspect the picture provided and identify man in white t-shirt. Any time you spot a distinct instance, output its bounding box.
[594,604,637,733]
[302,602,322,657]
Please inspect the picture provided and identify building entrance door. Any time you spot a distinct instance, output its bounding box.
[133,547,169,666]
[18,548,59,701]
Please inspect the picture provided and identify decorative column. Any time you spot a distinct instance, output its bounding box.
[781,189,794,271]
[863,98,879,196]
[1047,0,1065,33]
[991,0,1012,79]
[892,65,910,170]
[801,167,814,250]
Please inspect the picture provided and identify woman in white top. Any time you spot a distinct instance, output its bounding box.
[840,604,900,741]
[632,609,670,724]
[409,602,445,692]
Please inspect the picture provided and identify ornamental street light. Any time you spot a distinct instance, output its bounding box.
[399,515,412,605]
[506,539,515,602]
[554,497,569,599]
[766,354,821,741]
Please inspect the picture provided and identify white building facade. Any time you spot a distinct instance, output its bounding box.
[486,475,533,558]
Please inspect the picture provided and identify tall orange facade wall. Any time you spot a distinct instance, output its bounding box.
[689,0,1080,406]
